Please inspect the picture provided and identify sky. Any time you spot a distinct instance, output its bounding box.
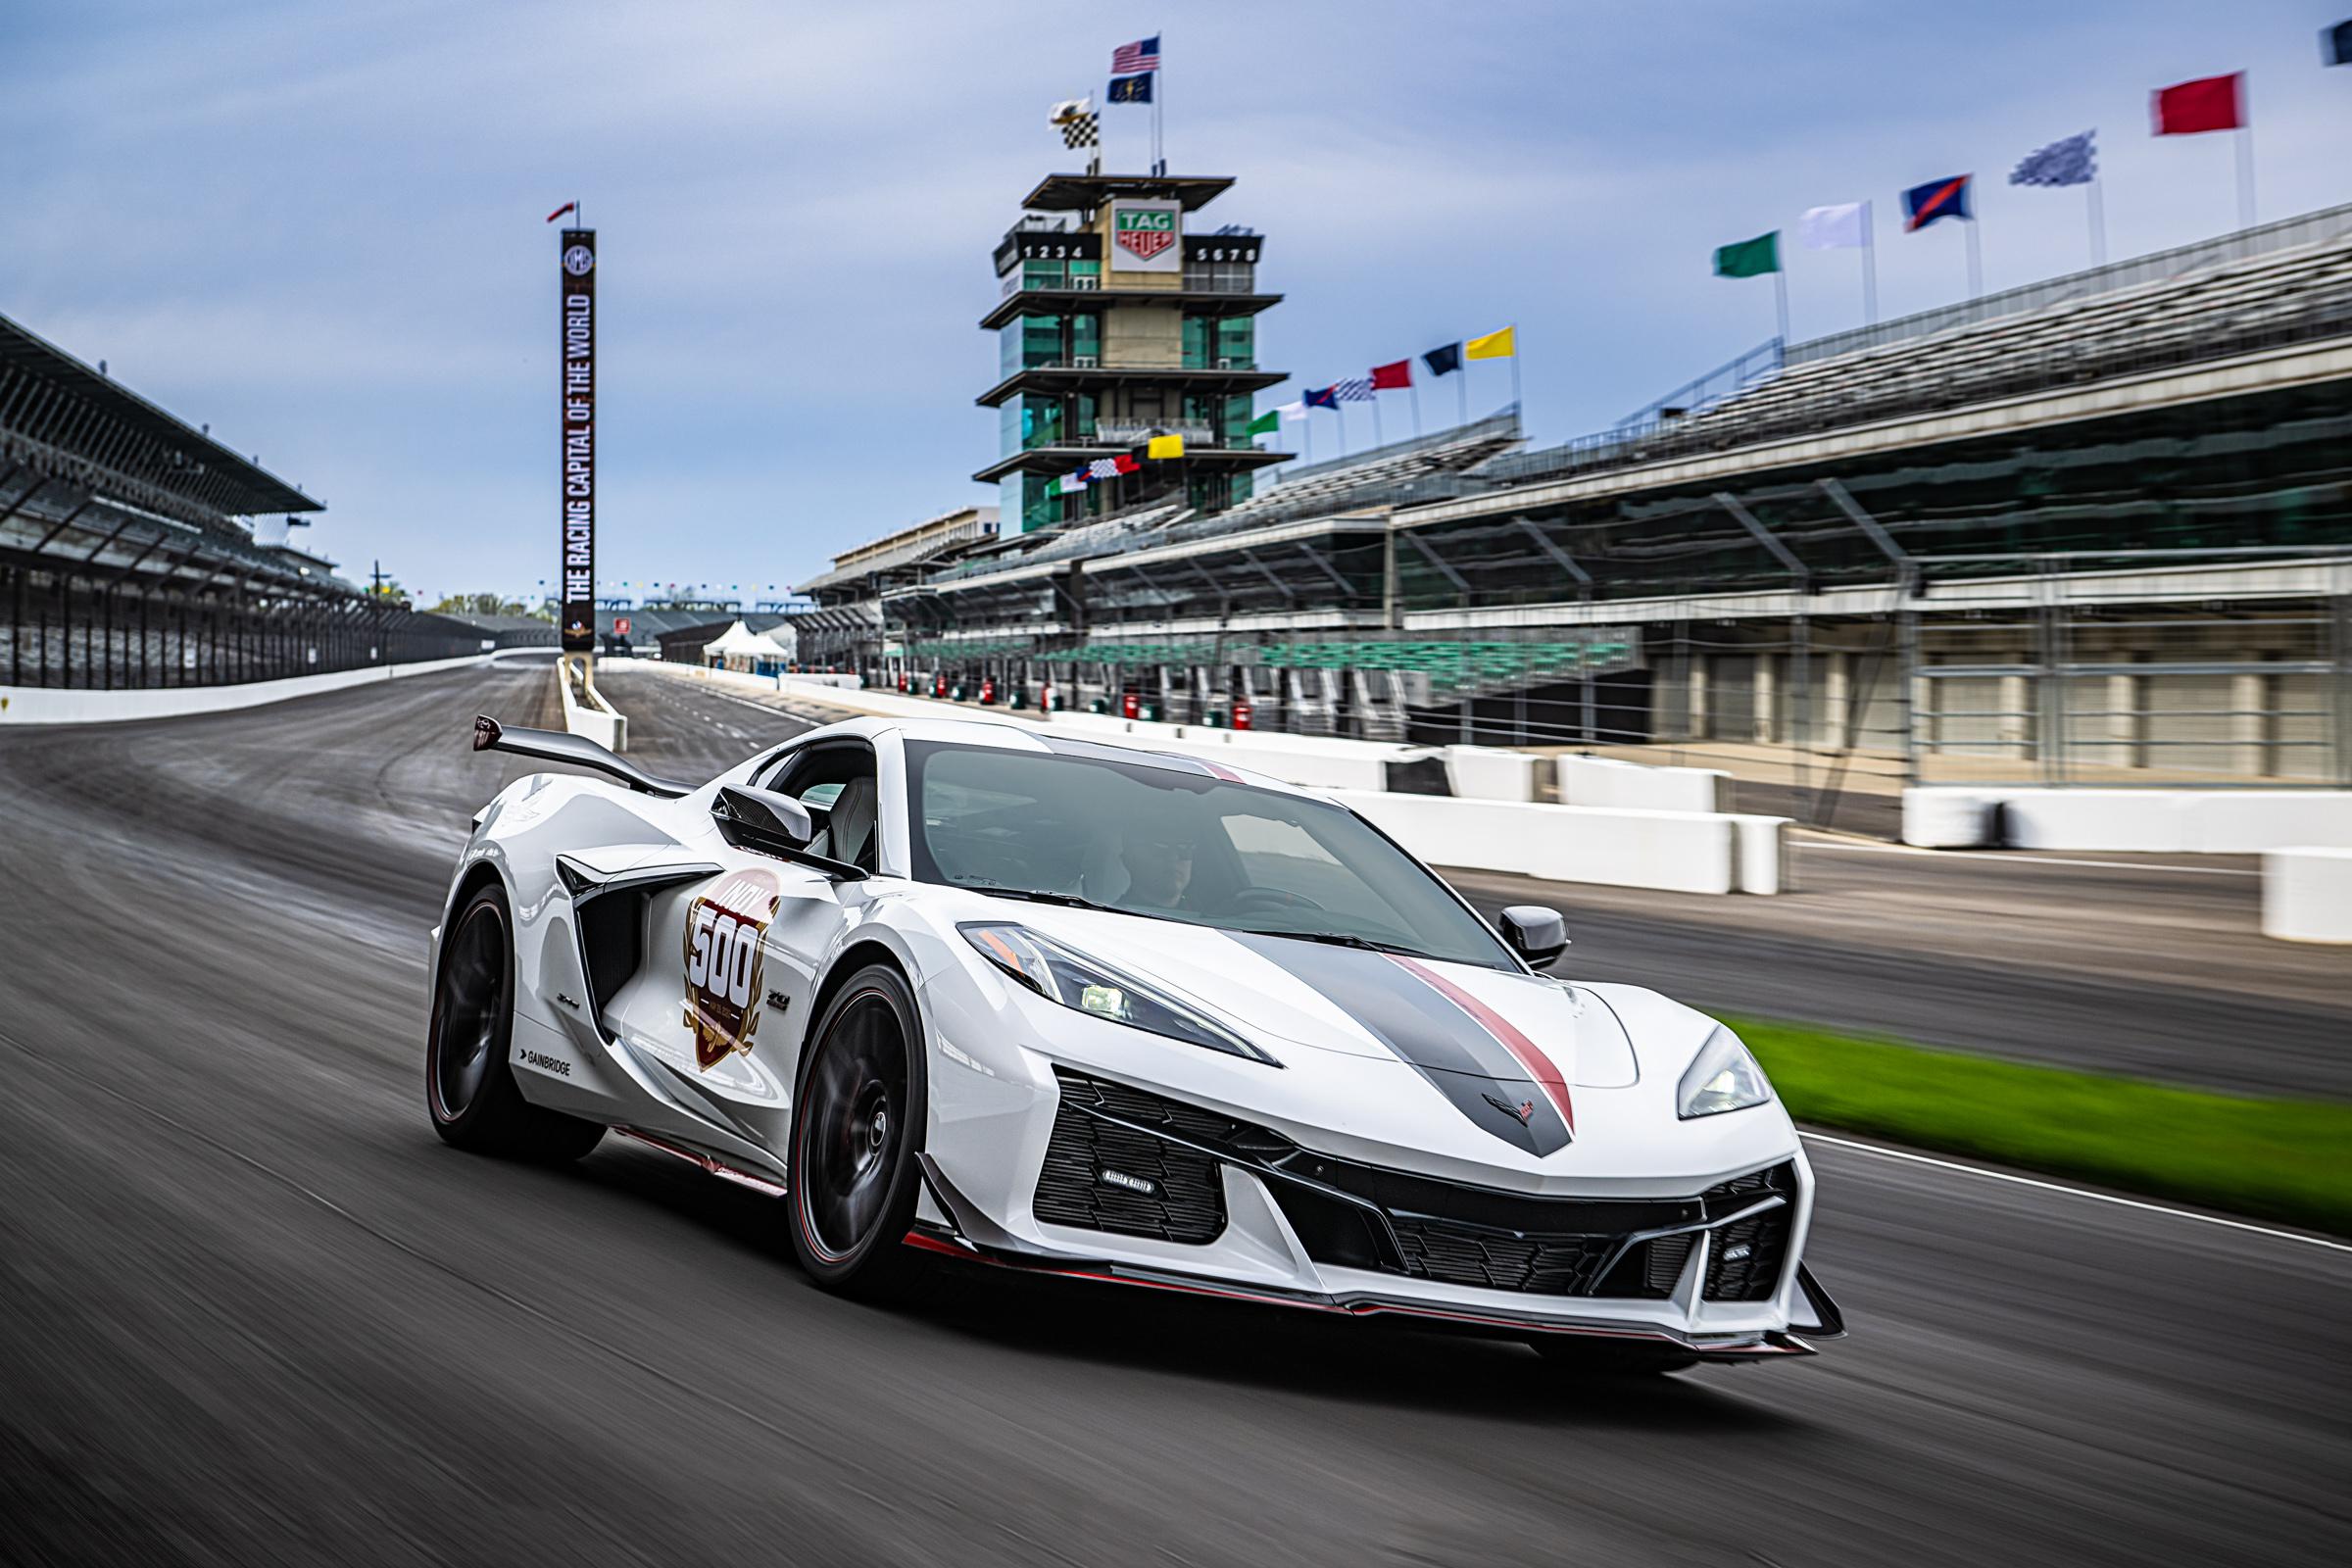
[5,0,2348,605]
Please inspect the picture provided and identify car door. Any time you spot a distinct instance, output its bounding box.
[601,740,881,1160]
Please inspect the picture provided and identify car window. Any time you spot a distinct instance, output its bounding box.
[905,740,1513,968]
[765,746,879,872]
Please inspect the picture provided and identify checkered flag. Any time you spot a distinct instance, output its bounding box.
[1050,96,1099,151]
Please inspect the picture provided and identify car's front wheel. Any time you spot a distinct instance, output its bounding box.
[788,962,928,1297]
[426,885,605,1161]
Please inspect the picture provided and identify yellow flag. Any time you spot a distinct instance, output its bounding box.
[1147,433,1185,459]
[1465,325,1516,361]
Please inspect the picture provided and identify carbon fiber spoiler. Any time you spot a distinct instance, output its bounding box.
[470,714,690,799]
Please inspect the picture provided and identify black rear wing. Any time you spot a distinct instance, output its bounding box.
[471,714,690,799]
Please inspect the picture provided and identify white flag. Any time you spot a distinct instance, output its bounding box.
[1279,401,1308,421]
[1800,201,1870,249]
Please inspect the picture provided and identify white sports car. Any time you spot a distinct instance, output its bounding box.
[429,710,1842,1369]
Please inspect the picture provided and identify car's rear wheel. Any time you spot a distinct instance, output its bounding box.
[788,963,928,1297]
[426,885,605,1161]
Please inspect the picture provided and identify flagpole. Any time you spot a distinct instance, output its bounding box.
[1336,405,1348,456]
[1964,220,1984,301]
[1772,270,1790,347]
[1861,201,1880,325]
[2087,176,2108,267]
[1154,36,1166,173]
[1508,325,1522,415]
[1455,367,1468,427]
[2234,124,2256,232]
[1371,398,1384,449]
[1408,381,1422,437]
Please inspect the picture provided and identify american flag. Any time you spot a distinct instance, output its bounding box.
[1111,35,1160,74]
[1330,377,1374,403]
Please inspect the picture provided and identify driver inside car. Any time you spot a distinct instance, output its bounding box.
[1121,830,1195,910]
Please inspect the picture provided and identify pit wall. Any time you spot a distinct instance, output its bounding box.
[558,659,629,752]
[0,649,529,726]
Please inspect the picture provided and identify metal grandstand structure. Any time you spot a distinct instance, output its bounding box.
[0,310,487,690]
[793,205,2352,824]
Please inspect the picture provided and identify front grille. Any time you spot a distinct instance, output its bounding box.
[1031,1072,1230,1244]
[1699,1163,1796,1301]
[1390,1218,1621,1296]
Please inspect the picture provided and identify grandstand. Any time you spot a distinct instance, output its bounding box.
[0,309,487,689]
[791,204,2352,811]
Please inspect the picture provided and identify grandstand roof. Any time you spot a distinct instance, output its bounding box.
[1019,172,1235,213]
[0,310,319,515]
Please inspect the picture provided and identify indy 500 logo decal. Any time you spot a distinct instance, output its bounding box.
[683,868,782,1069]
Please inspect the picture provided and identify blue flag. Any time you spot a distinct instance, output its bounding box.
[1302,385,1339,410]
[1107,72,1153,104]
[1422,342,1463,377]
[2010,131,2095,188]
[1902,174,1973,232]
[2328,21,2352,66]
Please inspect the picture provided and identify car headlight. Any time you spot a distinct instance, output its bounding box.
[1677,1026,1773,1118]
[959,922,1278,1066]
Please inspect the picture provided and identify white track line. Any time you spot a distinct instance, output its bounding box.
[1795,842,2259,876]
[1800,1132,2352,1254]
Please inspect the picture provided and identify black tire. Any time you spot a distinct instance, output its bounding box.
[1530,1338,1700,1377]
[788,963,929,1298]
[426,886,606,1161]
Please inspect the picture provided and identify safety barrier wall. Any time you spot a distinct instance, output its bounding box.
[1903,787,2352,852]
[558,660,629,752]
[0,649,531,726]
[1329,791,1783,896]
[2261,848,2352,942]
[1556,755,1726,813]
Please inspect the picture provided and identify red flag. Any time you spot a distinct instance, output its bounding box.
[1112,454,1141,474]
[546,201,577,222]
[1370,359,1413,390]
[2151,74,2244,135]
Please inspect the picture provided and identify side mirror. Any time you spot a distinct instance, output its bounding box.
[1496,905,1569,968]
[712,783,814,855]
[710,784,867,880]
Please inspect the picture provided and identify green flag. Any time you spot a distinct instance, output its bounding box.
[1247,409,1280,436]
[1713,230,1781,278]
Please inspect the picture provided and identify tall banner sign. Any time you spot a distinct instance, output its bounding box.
[559,228,597,655]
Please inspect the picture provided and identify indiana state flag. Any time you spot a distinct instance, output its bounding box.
[1108,72,1153,104]
[1902,173,1974,231]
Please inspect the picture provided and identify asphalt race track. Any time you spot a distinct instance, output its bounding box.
[2,661,2346,1566]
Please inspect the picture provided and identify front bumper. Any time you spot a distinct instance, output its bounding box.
[914,1063,1843,1357]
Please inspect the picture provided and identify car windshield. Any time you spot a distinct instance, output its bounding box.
[905,739,1517,970]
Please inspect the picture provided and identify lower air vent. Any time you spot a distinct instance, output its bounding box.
[1390,1219,1619,1296]
[1032,1072,1230,1244]
[1700,1162,1796,1301]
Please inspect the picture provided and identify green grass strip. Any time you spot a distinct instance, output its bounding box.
[1729,1016,2352,1238]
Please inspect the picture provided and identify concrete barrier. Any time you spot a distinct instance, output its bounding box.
[1729,814,1789,896]
[1555,755,1725,814]
[2262,848,2352,942]
[558,660,629,752]
[0,650,517,726]
[1901,786,2352,853]
[1328,790,1780,896]
[1446,746,1542,803]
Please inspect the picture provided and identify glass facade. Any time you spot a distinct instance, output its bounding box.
[1019,258,1102,290]
[1182,259,1256,292]
[1000,312,1101,376]
[1181,315,1254,369]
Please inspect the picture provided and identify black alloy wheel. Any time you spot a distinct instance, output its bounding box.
[789,963,928,1296]
[425,885,605,1161]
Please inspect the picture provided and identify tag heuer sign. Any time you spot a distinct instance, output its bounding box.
[1108,201,1181,272]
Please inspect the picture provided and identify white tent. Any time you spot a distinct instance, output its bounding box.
[701,620,771,662]
[757,623,799,662]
